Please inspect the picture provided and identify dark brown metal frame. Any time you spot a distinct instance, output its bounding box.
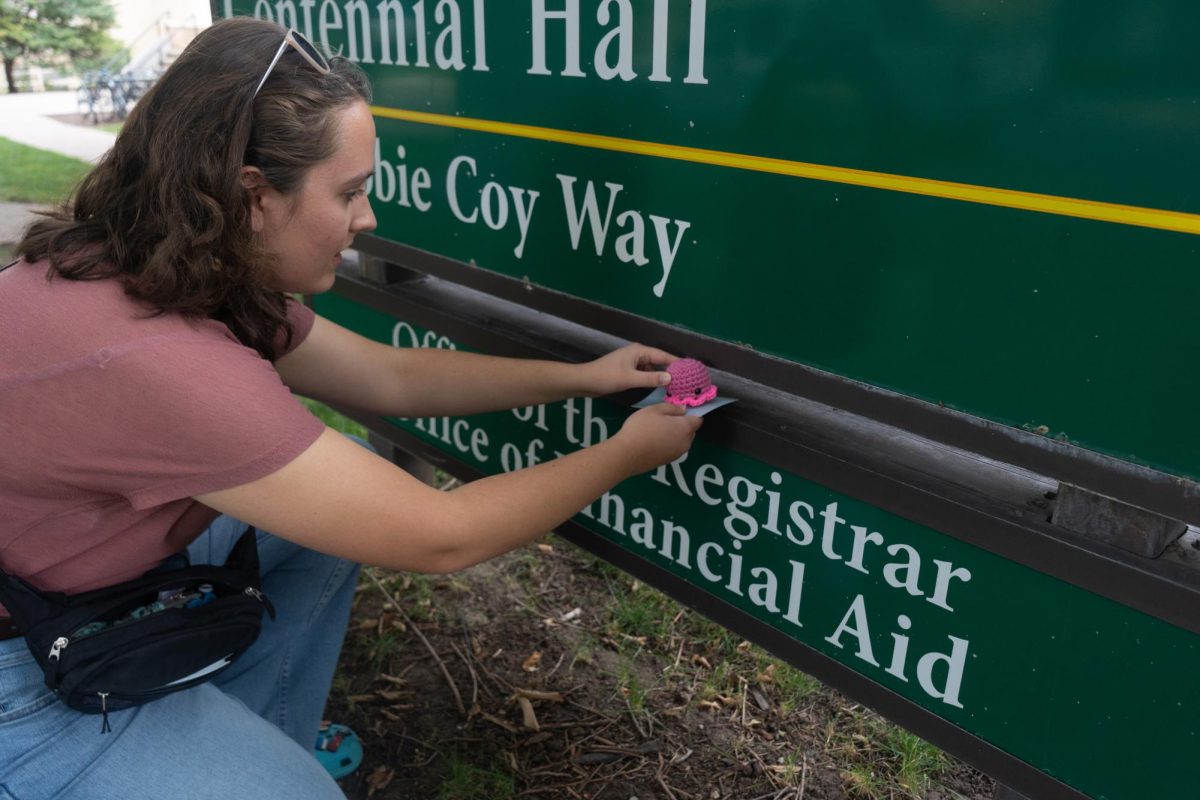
[355,234,1200,529]
[327,264,1200,637]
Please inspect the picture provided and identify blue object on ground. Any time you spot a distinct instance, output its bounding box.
[314,722,363,780]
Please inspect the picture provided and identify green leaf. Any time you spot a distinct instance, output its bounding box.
[0,0,116,68]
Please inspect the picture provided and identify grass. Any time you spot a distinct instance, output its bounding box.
[437,754,517,800]
[615,655,648,714]
[298,396,370,439]
[826,708,950,799]
[883,725,949,796]
[770,656,821,713]
[578,548,951,796]
[97,122,123,134]
[392,572,437,621]
[365,628,408,675]
[607,578,673,642]
[332,523,969,799]
[569,634,597,669]
[0,136,91,204]
[844,763,886,799]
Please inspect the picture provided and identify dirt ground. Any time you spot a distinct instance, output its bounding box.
[324,534,996,800]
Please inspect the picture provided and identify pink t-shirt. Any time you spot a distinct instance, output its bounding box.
[0,259,325,608]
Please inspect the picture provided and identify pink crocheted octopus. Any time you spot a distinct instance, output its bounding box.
[664,358,718,407]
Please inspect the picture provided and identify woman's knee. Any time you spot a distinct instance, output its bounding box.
[9,685,347,800]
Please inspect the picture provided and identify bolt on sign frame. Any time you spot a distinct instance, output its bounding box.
[214,2,1200,797]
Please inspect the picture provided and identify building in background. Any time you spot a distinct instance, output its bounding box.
[105,0,210,81]
[13,0,209,91]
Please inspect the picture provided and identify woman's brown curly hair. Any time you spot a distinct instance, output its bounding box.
[17,17,371,359]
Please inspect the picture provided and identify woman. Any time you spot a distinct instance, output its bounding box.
[0,17,700,799]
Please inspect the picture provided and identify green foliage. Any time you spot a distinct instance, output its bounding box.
[0,0,115,57]
[397,572,437,621]
[571,540,952,797]
[770,658,820,713]
[0,135,89,203]
[844,764,885,799]
[437,755,517,800]
[366,627,407,674]
[568,634,596,669]
[615,656,646,713]
[882,726,948,796]
[0,0,116,91]
[68,29,123,75]
[607,579,673,642]
[297,397,370,439]
[827,710,949,800]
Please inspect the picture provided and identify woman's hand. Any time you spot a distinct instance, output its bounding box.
[612,403,703,476]
[580,343,677,396]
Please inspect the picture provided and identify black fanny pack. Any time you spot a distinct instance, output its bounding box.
[0,528,274,731]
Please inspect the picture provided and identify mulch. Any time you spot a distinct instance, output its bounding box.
[326,536,995,800]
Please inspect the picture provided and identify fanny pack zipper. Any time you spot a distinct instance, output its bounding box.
[99,691,111,733]
[46,586,272,662]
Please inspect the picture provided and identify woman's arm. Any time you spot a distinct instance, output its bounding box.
[195,404,701,573]
[275,315,674,418]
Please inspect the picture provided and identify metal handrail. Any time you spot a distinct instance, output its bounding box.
[99,10,171,74]
[99,10,199,76]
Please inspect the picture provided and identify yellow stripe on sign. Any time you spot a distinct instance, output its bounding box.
[370,104,1200,236]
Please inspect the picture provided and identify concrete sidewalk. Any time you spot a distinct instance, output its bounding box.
[0,91,117,244]
[0,202,44,245]
[0,91,116,163]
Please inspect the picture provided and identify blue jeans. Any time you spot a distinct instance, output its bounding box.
[0,515,361,800]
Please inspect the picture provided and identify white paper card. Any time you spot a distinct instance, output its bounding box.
[633,387,738,416]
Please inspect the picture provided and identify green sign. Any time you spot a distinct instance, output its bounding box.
[315,290,1198,800]
[218,0,1200,483]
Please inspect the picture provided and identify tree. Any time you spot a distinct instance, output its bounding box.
[0,0,116,93]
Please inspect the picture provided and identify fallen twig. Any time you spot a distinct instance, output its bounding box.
[448,639,479,708]
[657,753,679,800]
[514,687,566,703]
[516,695,540,730]
[480,710,520,733]
[365,568,466,716]
[398,733,441,768]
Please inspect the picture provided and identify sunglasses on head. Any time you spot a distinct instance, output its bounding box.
[253,28,331,98]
